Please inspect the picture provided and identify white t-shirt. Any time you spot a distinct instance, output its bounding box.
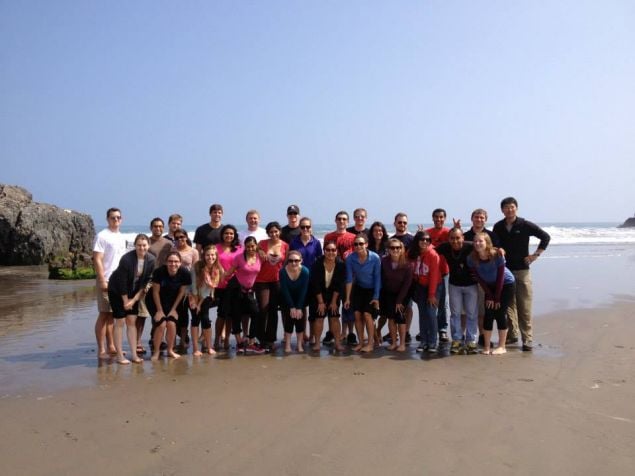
[239,227,268,244]
[93,228,127,280]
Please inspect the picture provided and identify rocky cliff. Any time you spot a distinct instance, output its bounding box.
[0,184,95,265]
[618,216,635,228]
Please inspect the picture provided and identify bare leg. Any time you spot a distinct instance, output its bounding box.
[95,312,110,358]
[166,322,180,359]
[376,315,387,343]
[151,322,166,361]
[329,317,344,351]
[126,315,141,362]
[353,311,364,351]
[106,315,115,354]
[284,332,292,353]
[296,332,304,352]
[397,323,407,351]
[482,329,492,355]
[135,317,146,351]
[192,326,202,356]
[492,329,508,355]
[113,318,130,364]
[387,320,398,351]
[312,319,323,351]
[203,328,215,355]
[361,314,374,352]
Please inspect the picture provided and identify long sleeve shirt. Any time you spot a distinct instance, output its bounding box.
[412,249,441,298]
[345,251,382,300]
[279,266,310,308]
[493,217,550,271]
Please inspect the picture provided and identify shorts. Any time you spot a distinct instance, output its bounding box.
[96,284,112,313]
[137,297,150,318]
[108,290,139,319]
[153,315,178,326]
[380,291,406,324]
[352,285,379,318]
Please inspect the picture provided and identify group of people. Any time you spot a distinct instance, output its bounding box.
[93,198,550,364]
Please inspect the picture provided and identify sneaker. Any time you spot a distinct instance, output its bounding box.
[466,342,478,354]
[426,346,438,354]
[522,341,533,352]
[322,331,334,345]
[415,333,421,342]
[347,333,358,346]
[450,341,462,354]
[439,330,449,343]
[237,342,247,354]
[248,344,265,355]
[416,344,426,353]
[506,335,519,345]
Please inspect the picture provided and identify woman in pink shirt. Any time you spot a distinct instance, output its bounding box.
[214,225,242,350]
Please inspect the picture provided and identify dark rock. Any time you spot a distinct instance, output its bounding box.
[0,184,95,265]
[618,216,635,228]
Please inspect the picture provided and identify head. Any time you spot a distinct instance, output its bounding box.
[173,229,189,248]
[265,221,281,240]
[286,250,303,268]
[165,251,182,275]
[168,214,183,235]
[220,224,240,249]
[387,238,406,266]
[368,221,388,250]
[243,236,258,256]
[323,240,338,260]
[335,210,349,231]
[473,232,496,259]
[149,217,164,238]
[432,208,446,229]
[209,204,223,225]
[134,234,149,254]
[106,208,122,230]
[500,197,518,221]
[408,231,432,259]
[353,233,369,255]
[299,217,312,237]
[245,209,260,230]
[352,208,368,230]
[448,227,464,251]
[202,244,218,266]
[470,208,488,230]
[394,212,408,235]
[286,205,300,227]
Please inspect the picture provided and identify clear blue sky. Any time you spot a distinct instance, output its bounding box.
[2,1,634,228]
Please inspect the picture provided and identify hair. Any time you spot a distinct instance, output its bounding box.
[432,208,446,218]
[448,227,464,239]
[209,204,223,214]
[299,216,312,226]
[354,233,369,245]
[353,208,367,218]
[368,221,388,253]
[134,233,149,245]
[323,240,337,251]
[220,224,240,251]
[165,251,182,262]
[394,212,408,223]
[500,197,518,208]
[243,236,257,259]
[150,217,164,228]
[471,208,488,220]
[286,250,303,265]
[106,207,121,219]
[173,228,191,247]
[407,231,431,260]
[265,221,281,234]
[470,232,498,263]
[194,245,225,292]
[245,209,260,219]
[388,238,408,267]
[168,213,183,224]
[335,210,349,220]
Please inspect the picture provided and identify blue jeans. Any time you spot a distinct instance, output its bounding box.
[414,283,443,347]
[449,284,478,343]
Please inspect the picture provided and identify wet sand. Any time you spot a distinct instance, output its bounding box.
[0,254,634,475]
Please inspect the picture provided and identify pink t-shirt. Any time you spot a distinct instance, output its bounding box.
[232,253,262,290]
[216,244,243,289]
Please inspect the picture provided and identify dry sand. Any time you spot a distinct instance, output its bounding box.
[1,300,634,475]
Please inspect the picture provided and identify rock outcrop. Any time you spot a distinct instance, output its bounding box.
[618,216,635,228]
[0,184,95,265]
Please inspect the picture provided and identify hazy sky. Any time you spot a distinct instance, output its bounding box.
[2,1,634,228]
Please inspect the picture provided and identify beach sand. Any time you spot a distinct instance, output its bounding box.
[0,262,634,475]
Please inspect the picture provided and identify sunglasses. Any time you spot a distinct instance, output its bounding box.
[300,225,311,230]
[396,221,407,225]
[420,237,431,243]
[389,246,402,250]
[288,259,301,263]
[336,217,348,221]
[353,242,366,247]
[176,236,187,240]
[325,248,337,252]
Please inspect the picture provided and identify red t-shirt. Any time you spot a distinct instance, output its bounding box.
[255,240,288,283]
[323,231,356,260]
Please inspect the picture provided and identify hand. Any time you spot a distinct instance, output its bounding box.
[99,279,108,292]
[427,296,438,308]
[416,224,425,232]
[452,218,461,229]
[167,310,178,320]
[154,312,165,323]
[317,303,326,316]
[494,302,501,310]
[329,302,339,315]
[395,303,404,314]
[344,300,350,310]
[370,299,380,310]
[123,300,134,311]
[485,300,495,309]
[524,254,538,265]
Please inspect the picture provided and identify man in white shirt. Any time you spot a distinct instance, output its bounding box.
[239,209,268,243]
[93,207,127,359]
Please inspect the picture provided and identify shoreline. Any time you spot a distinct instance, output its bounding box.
[1,299,633,474]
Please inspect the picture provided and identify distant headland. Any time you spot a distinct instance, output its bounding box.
[618,215,635,228]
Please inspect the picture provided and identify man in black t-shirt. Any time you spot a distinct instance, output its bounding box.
[194,204,224,253]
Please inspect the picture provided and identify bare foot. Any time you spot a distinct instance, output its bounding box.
[481,348,491,355]
[150,352,160,361]
[397,345,406,352]
[168,351,181,359]
[352,344,363,352]
[284,347,292,354]
[207,348,216,355]
[360,345,373,353]
[193,350,203,357]
[312,344,320,352]
[117,358,131,365]
[131,357,143,364]
[492,347,507,355]
[334,344,345,352]
[98,352,110,360]
[297,345,304,353]
[387,344,398,351]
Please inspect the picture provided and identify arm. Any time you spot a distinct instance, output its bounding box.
[93,251,107,291]
[152,282,165,320]
[167,285,187,319]
[371,256,381,308]
[427,253,440,306]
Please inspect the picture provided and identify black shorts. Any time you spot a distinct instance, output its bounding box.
[380,291,405,323]
[108,290,139,319]
[352,285,379,318]
[153,315,178,326]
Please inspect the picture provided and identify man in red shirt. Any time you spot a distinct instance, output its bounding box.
[426,208,451,342]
